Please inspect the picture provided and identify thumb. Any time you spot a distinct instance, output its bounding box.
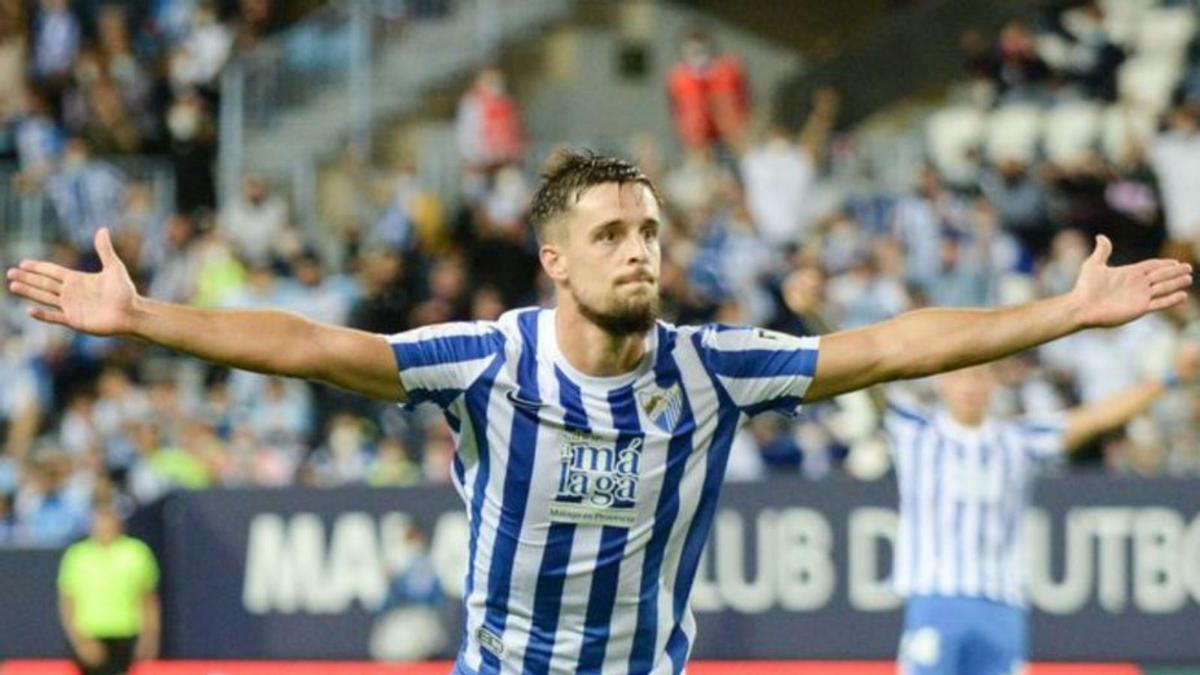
[95,228,119,268]
[1089,234,1112,266]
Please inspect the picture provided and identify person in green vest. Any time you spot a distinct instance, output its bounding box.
[57,501,160,675]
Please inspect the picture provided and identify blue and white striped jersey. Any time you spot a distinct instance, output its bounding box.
[885,398,1065,608]
[388,307,820,675]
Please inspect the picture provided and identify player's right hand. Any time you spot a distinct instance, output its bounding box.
[6,227,139,336]
[77,638,106,667]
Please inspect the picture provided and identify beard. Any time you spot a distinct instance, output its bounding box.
[574,287,660,336]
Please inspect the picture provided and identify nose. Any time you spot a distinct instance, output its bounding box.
[623,232,651,264]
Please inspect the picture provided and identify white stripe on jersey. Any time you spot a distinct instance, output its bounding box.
[888,402,1065,607]
[391,309,819,674]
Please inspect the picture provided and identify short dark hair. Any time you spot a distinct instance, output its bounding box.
[529,149,660,242]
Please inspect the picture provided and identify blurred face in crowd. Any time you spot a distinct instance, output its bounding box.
[934,364,998,428]
[542,182,662,336]
[91,505,122,545]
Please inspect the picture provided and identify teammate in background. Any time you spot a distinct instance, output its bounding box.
[8,150,1192,674]
[889,347,1200,675]
[57,502,160,675]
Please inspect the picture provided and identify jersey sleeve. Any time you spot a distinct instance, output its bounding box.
[1015,413,1067,466]
[696,325,820,416]
[388,321,506,410]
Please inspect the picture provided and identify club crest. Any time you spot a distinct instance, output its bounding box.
[638,383,683,433]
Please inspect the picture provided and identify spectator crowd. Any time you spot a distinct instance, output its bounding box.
[2,4,1200,548]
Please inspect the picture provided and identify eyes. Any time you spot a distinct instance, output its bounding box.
[593,222,659,246]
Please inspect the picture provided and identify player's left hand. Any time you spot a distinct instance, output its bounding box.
[1069,235,1192,329]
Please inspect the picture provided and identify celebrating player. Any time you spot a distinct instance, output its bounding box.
[888,346,1199,675]
[6,150,1192,674]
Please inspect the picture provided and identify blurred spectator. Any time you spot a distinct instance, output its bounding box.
[666,28,751,153]
[44,137,126,248]
[167,1,232,94]
[31,0,79,87]
[219,173,291,265]
[455,66,525,172]
[13,448,88,546]
[11,83,62,186]
[980,159,1053,258]
[739,88,839,248]
[1150,101,1200,262]
[167,90,218,213]
[58,501,160,674]
[366,438,420,487]
[993,19,1050,98]
[0,1,27,130]
[303,411,370,487]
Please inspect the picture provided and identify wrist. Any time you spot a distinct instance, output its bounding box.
[1059,291,1092,331]
[124,295,151,338]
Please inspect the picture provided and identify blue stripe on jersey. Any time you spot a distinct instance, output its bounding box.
[666,333,743,672]
[706,346,817,379]
[459,350,507,666]
[406,387,465,409]
[521,367,588,675]
[952,441,966,592]
[888,401,927,425]
[480,310,541,673]
[628,327,693,674]
[576,385,643,672]
[392,332,502,370]
[742,394,802,418]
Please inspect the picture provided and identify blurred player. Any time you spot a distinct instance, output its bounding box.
[888,348,1199,675]
[8,150,1192,674]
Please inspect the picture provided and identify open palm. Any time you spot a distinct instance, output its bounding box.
[1070,235,1193,329]
[6,228,138,335]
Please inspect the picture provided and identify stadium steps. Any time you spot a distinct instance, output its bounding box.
[237,0,571,176]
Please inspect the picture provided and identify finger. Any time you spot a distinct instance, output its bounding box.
[1150,273,1194,297]
[1090,235,1112,265]
[16,259,69,282]
[1133,259,1183,277]
[8,281,62,309]
[28,306,69,326]
[1146,264,1193,288]
[1149,291,1188,312]
[6,268,61,294]
[95,227,119,268]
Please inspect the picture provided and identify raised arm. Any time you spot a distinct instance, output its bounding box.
[1061,343,1199,452]
[805,235,1192,402]
[6,228,405,402]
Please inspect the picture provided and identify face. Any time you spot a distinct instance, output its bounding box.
[933,365,997,426]
[541,182,662,336]
[92,508,122,544]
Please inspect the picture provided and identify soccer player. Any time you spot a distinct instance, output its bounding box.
[889,352,1199,675]
[6,151,1192,674]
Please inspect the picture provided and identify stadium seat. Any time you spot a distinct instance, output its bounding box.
[1100,102,1157,163]
[1118,54,1183,113]
[926,105,986,183]
[1136,7,1196,57]
[985,104,1044,165]
[1043,100,1102,166]
[1099,0,1156,47]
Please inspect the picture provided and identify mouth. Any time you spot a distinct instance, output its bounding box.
[617,273,656,286]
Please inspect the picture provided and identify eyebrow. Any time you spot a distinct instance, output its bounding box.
[589,217,661,233]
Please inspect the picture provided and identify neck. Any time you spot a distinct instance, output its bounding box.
[947,408,986,428]
[555,300,648,378]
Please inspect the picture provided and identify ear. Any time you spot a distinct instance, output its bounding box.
[540,243,568,283]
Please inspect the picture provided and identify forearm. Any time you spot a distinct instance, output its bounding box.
[127,298,322,380]
[139,594,161,647]
[1064,381,1165,452]
[881,294,1085,381]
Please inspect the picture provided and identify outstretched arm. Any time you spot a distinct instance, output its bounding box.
[805,235,1192,402]
[6,228,405,402]
[1061,343,1199,452]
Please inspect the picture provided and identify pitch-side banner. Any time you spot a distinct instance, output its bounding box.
[4,476,1199,660]
[151,476,1200,661]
